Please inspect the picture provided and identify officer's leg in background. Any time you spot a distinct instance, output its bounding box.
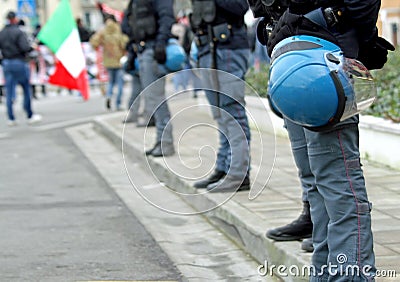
[124,73,142,123]
[137,49,158,128]
[140,48,174,157]
[193,89,227,189]
[205,49,251,193]
[206,98,250,193]
[266,119,313,248]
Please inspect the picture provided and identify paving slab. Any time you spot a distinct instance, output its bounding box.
[67,123,278,281]
[93,94,400,281]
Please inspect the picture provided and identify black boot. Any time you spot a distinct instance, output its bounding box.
[122,111,138,123]
[266,201,313,241]
[193,170,226,189]
[145,142,175,157]
[145,142,159,156]
[207,175,250,193]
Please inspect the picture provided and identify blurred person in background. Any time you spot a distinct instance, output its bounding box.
[0,11,42,126]
[31,24,47,99]
[90,14,129,111]
[76,18,93,43]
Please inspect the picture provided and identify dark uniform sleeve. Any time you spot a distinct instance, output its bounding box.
[215,0,249,16]
[121,9,132,37]
[343,0,380,43]
[154,0,175,43]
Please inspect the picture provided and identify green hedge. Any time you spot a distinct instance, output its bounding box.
[367,49,400,122]
[245,64,270,98]
[245,49,400,122]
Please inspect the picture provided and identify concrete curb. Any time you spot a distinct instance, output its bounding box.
[92,115,309,282]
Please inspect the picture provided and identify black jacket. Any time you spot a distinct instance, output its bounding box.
[193,0,250,51]
[0,24,32,60]
[216,0,249,49]
[342,0,380,44]
[122,0,174,44]
[266,0,381,58]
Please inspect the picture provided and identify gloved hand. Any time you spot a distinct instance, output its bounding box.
[357,36,395,70]
[153,41,167,64]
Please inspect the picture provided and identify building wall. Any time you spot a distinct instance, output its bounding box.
[380,0,400,46]
[1,0,36,28]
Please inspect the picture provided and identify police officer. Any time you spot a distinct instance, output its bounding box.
[249,0,394,280]
[122,0,175,157]
[191,0,251,192]
[121,12,155,127]
[0,11,42,126]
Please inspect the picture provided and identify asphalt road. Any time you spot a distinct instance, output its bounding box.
[0,89,182,281]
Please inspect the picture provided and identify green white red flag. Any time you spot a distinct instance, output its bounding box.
[38,0,89,100]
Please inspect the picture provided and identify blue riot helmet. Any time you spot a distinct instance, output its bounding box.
[122,39,184,73]
[165,38,186,72]
[268,35,376,131]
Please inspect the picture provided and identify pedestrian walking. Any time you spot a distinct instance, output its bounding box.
[31,24,48,99]
[122,0,175,157]
[191,0,252,192]
[249,0,395,280]
[90,14,128,111]
[0,11,42,126]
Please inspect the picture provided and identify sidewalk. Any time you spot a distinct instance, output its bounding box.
[93,93,400,281]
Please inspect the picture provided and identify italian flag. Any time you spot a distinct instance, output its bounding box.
[38,0,89,100]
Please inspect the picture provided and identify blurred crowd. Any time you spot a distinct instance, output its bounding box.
[0,7,269,110]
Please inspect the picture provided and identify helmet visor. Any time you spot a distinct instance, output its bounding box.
[340,58,376,120]
[326,54,377,121]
